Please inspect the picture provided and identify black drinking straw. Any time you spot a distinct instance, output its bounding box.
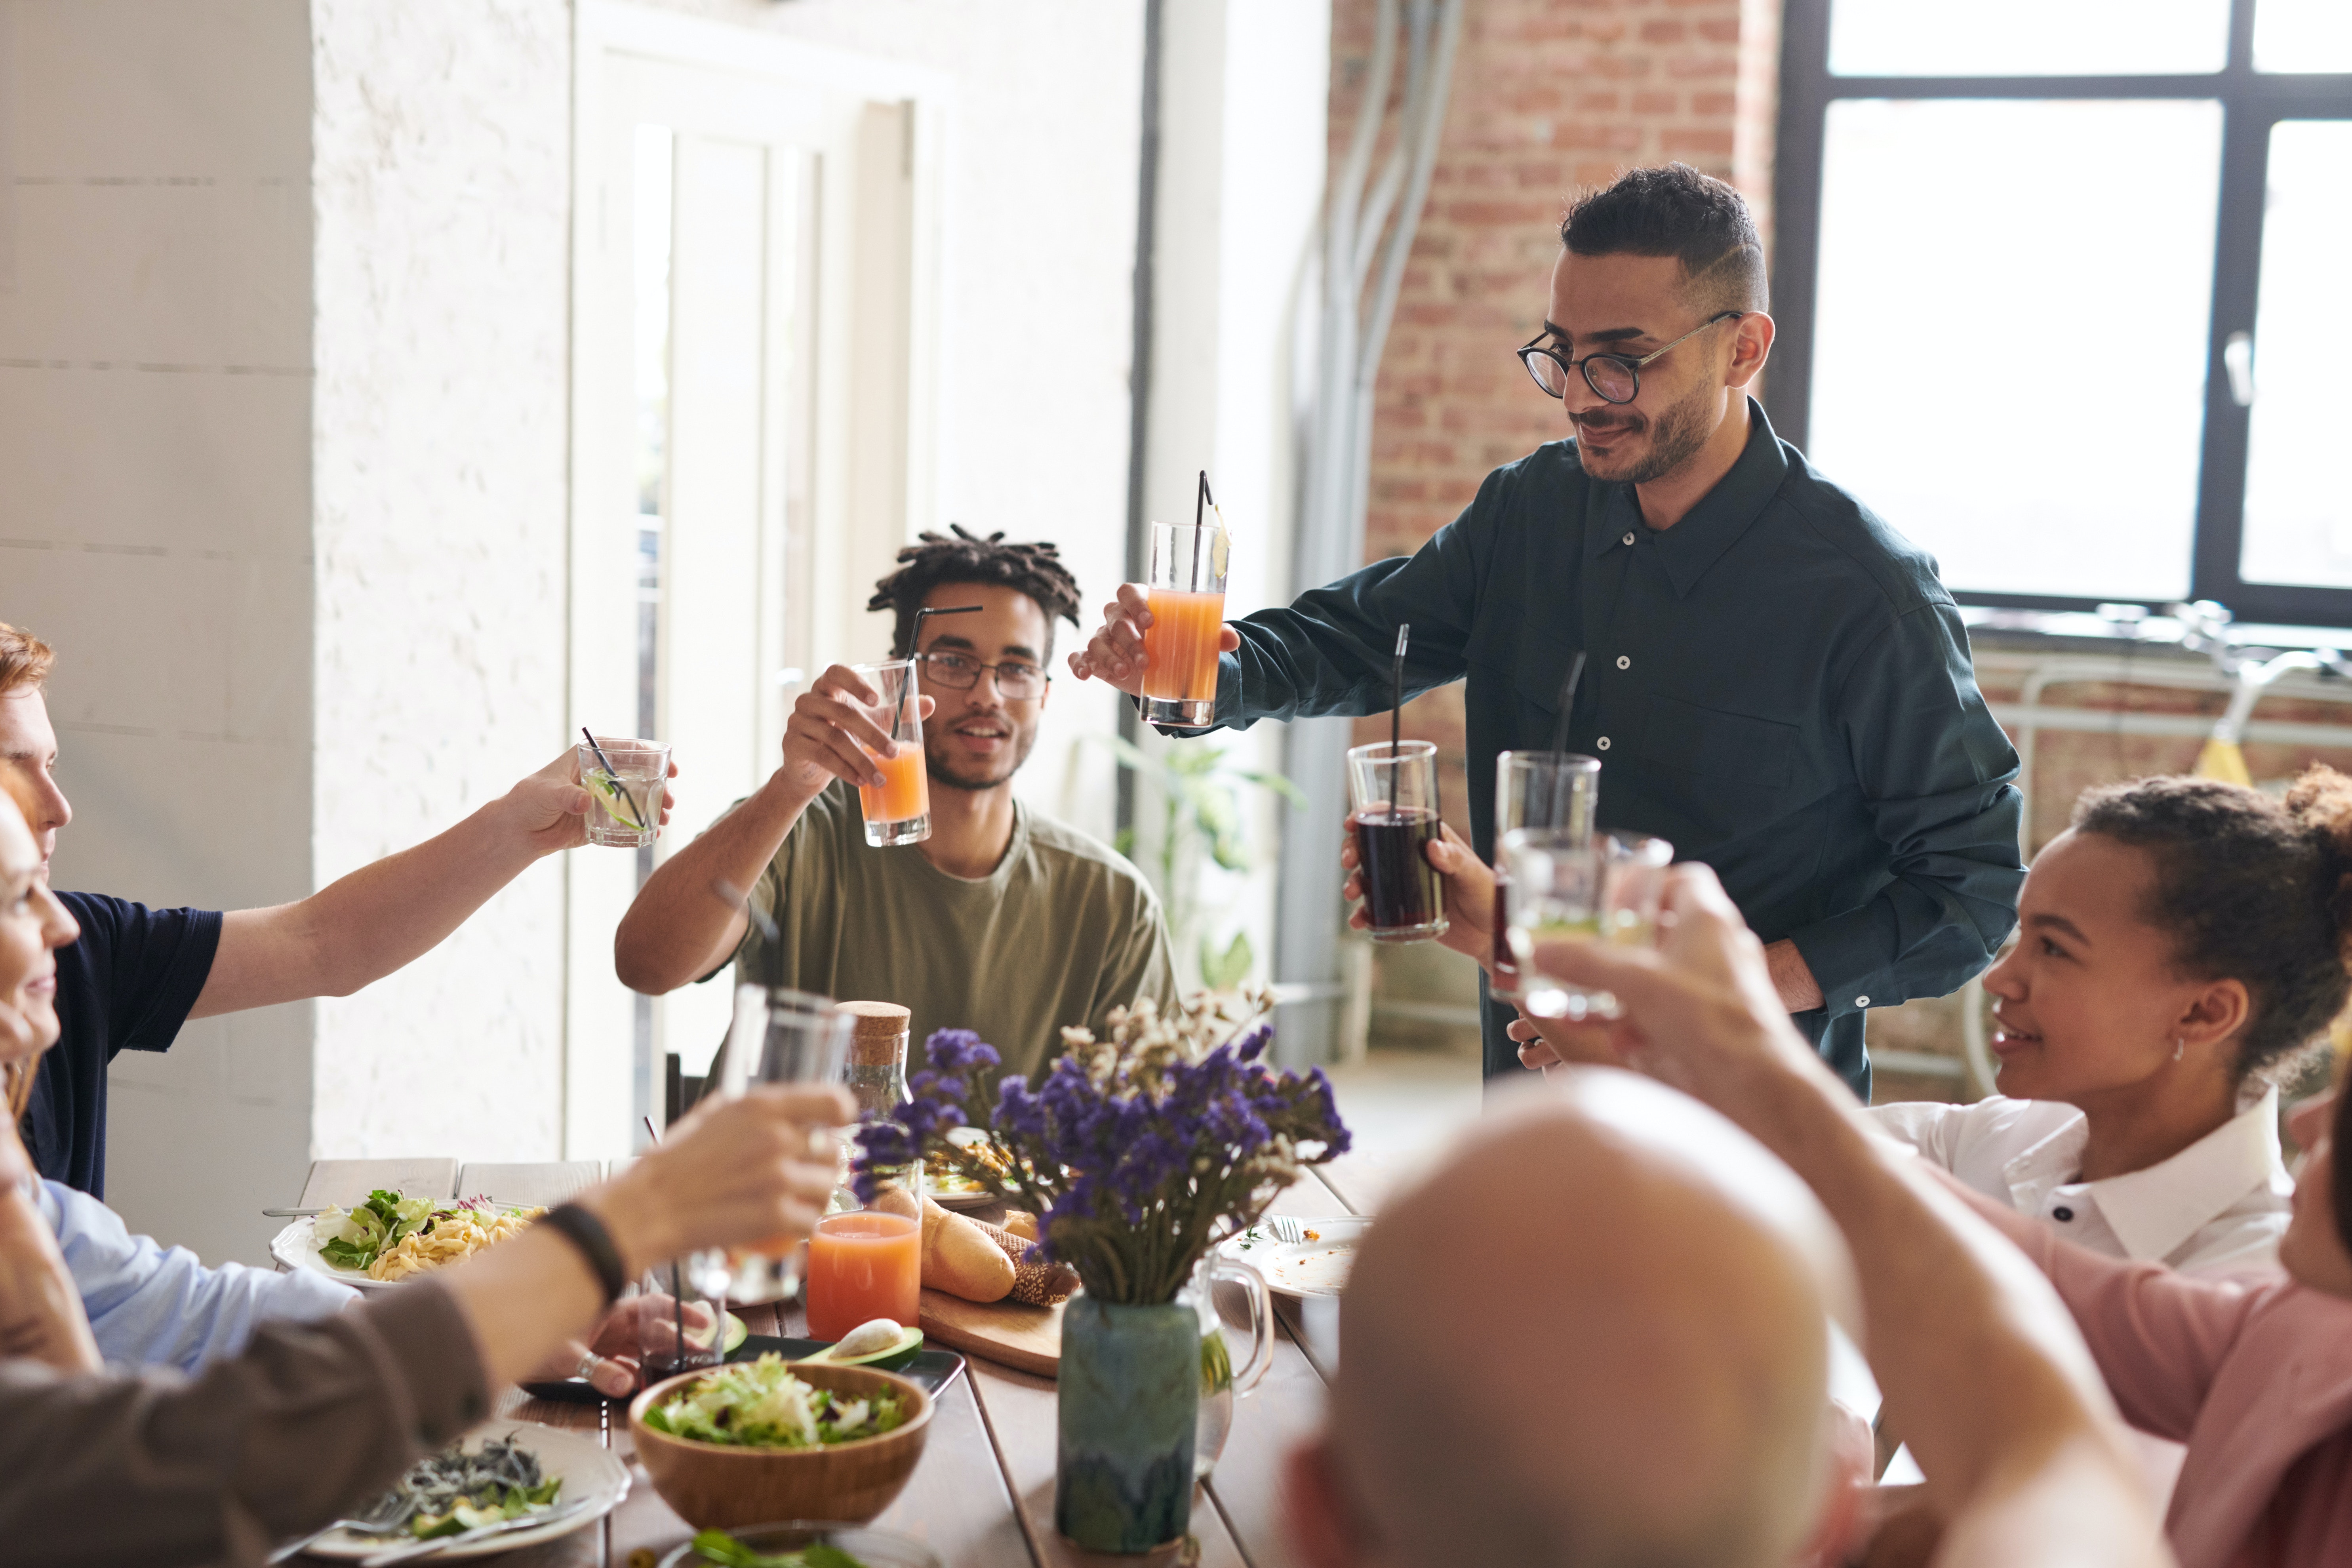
[1550,651,1588,755]
[1197,469,1215,528]
[1391,623,1411,759]
[895,604,982,741]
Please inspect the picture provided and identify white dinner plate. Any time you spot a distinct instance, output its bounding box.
[920,1173,1000,1211]
[270,1216,398,1293]
[926,1127,1019,1210]
[299,1421,629,1560]
[1218,1216,1372,1299]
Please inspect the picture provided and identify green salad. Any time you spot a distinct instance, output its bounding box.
[318,1189,436,1272]
[642,1354,905,1449]
[689,1530,870,1568]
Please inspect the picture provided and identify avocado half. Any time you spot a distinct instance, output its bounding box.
[802,1323,924,1372]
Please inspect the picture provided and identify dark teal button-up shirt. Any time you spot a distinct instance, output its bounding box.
[1206,400,2023,1096]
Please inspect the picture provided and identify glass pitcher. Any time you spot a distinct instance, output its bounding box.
[1188,1252,1275,1480]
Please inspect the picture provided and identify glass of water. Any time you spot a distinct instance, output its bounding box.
[704,985,856,1304]
[1504,831,1672,1019]
[1490,751,1600,1000]
[575,737,669,848]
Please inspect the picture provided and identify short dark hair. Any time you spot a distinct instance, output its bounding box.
[1560,163,1768,316]
[867,524,1084,659]
[2070,768,2352,1086]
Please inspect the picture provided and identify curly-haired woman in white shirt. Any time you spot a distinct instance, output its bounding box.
[1872,768,2352,1278]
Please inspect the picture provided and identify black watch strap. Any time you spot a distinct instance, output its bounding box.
[539,1202,628,1307]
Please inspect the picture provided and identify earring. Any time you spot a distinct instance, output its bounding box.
[2173,1038,2186,1062]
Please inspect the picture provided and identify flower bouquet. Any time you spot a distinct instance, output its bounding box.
[850,989,1350,1553]
[852,987,1350,1304]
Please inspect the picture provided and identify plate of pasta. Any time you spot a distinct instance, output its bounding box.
[272,1189,545,1291]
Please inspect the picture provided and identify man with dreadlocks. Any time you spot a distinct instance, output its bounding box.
[619,527,1176,1088]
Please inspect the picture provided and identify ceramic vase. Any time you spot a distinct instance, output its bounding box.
[1055,1289,1198,1553]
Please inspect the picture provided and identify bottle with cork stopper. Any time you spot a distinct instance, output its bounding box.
[842,1000,913,1119]
[830,1001,920,1214]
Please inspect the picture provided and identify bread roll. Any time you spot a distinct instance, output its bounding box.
[920,1197,1014,1302]
[1000,1209,1038,1242]
[976,1219,1079,1307]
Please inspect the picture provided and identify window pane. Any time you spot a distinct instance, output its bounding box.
[1807,100,2221,602]
[2254,0,2352,73]
[1829,0,2228,76]
[2240,122,2352,589]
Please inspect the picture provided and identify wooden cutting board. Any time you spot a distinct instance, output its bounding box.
[918,1288,1064,1377]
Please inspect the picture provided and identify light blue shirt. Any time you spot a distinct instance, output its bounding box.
[35,1179,358,1372]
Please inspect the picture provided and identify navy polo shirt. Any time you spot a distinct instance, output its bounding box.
[23,892,223,1197]
[1204,399,2025,1097]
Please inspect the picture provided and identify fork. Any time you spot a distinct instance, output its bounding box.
[266,1502,409,1563]
[357,1501,592,1566]
[1263,1213,1306,1245]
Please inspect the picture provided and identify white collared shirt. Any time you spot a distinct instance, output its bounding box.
[1869,1086,2293,1277]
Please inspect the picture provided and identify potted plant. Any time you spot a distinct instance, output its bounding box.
[852,990,1350,1553]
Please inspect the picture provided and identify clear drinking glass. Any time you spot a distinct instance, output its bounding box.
[1346,739,1447,944]
[1505,831,1672,1019]
[1142,521,1230,730]
[707,985,857,1303]
[849,659,930,847]
[1490,751,1601,1001]
[576,738,668,848]
[633,1257,730,1383]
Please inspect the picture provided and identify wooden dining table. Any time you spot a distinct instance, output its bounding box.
[284,1151,1402,1568]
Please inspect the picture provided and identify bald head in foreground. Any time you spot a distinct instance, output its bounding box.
[1284,1071,1866,1568]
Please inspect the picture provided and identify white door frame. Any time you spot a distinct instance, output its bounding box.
[566,2,950,1158]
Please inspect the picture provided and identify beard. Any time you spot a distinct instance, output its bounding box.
[924,714,1038,793]
[1573,375,1717,486]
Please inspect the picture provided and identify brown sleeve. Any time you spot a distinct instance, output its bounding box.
[0,1277,490,1565]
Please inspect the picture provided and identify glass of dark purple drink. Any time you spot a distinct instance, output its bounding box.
[1346,739,1448,943]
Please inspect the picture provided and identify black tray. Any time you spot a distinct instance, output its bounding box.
[520,1334,965,1405]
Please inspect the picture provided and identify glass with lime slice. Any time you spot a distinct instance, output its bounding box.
[1501,830,1673,1021]
[575,739,668,848]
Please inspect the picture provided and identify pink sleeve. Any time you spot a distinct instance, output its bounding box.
[1950,1177,2261,1442]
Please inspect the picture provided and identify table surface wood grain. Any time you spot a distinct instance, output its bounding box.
[286,1160,1375,1568]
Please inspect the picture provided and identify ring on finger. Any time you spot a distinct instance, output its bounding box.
[576,1352,602,1381]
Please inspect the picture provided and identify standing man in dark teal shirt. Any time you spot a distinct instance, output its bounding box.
[1070,165,2022,1098]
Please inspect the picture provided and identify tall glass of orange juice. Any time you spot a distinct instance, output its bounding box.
[805,1209,922,1339]
[1142,520,1230,730]
[849,658,930,846]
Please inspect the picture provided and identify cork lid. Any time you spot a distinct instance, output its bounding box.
[841,1000,912,1065]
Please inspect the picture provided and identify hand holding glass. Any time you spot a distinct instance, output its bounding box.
[1504,831,1672,1019]
[706,986,856,1303]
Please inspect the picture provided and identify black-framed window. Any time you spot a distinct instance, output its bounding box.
[1769,0,2352,627]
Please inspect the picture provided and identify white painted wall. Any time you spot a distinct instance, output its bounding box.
[5,0,1159,1262]
[307,1,574,1167]
[1,0,316,1268]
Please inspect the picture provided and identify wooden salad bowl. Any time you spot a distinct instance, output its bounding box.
[627,1362,934,1529]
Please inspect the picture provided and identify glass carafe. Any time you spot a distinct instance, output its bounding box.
[1188,1252,1274,1480]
